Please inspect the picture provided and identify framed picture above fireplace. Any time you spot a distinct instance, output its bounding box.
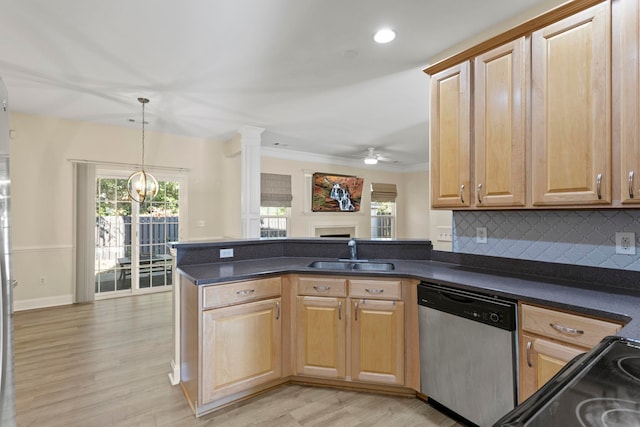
[312,173,364,212]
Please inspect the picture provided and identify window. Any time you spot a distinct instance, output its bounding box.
[371,183,397,240]
[260,206,289,238]
[260,173,292,238]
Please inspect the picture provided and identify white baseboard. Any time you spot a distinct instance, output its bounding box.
[13,294,74,312]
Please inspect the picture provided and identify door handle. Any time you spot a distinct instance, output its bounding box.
[629,171,635,199]
[354,301,359,321]
[275,301,280,320]
[459,184,465,204]
[338,301,342,320]
[477,183,483,203]
[596,173,602,200]
[526,341,533,367]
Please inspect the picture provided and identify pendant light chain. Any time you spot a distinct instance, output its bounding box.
[139,97,149,169]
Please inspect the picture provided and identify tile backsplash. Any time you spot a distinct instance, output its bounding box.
[453,210,640,271]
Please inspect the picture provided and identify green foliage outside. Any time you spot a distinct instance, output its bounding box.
[96,178,180,217]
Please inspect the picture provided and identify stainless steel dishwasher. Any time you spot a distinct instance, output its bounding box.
[418,282,518,427]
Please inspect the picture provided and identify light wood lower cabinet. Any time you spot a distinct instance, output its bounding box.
[351,299,404,385]
[295,296,346,379]
[202,298,282,404]
[519,332,585,401]
[293,275,416,389]
[518,303,622,403]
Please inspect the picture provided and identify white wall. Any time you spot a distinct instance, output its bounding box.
[9,112,235,308]
[261,156,430,239]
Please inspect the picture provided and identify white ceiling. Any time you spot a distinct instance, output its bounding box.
[0,0,548,169]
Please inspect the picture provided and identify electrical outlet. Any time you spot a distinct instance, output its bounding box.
[220,248,234,258]
[437,226,452,242]
[476,227,488,244]
[615,232,636,255]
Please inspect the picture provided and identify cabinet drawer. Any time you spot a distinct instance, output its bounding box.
[202,277,281,309]
[521,304,622,348]
[298,276,347,297]
[348,279,402,300]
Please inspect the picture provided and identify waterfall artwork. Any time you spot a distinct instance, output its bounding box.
[312,173,364,212]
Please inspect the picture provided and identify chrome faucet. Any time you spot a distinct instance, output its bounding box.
[348,238,357,260]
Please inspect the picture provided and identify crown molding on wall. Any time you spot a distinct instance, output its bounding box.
[261,147,428,173]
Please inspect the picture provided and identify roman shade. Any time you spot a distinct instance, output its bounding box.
[371,183,397,202]
[261,173,293,207]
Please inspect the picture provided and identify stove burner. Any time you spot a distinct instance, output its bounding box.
[618,356,640,383]
[602,409,640,427]
[576,398,640,427]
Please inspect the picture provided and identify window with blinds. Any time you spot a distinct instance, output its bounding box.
[260,173,292,238]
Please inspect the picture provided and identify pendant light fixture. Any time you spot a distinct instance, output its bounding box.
[126,97,158,203]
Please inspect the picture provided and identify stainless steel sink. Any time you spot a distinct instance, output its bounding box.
[307,260,394,271]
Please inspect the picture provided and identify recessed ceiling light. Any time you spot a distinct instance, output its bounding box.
[374,28,396,44]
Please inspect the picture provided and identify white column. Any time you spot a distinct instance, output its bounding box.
[239,126,264,238]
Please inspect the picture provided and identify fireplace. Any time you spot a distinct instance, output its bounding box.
[314,226,356,238]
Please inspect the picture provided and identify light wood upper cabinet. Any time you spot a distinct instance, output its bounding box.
[201,297,282,404]
[295,296,346,379]
[531,2,611,205]
[430,61,471,208]
[619,0,640,204]
[474,37,526,207]
[351,299,404,385]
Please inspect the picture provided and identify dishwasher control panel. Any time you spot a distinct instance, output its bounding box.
[418,282,516,331]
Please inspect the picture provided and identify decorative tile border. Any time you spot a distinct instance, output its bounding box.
[453,210,640,272]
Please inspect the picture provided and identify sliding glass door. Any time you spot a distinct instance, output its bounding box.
[94,171,181,297]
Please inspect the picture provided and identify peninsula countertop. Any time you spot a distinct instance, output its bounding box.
[178,256,640,339]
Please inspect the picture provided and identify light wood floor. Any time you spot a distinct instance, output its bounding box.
[14,292,463,427]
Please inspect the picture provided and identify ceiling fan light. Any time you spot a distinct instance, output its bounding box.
[364,156,378,165]
[374,28,396,44]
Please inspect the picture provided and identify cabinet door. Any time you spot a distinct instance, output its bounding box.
[430,61,471,208]
[531,2,611,205]
[474,37,526,207]
[519,333,585,403]
[201,298,282,404]
[619,0,640,204]
[295,296,346,379]
[351,299,404,385]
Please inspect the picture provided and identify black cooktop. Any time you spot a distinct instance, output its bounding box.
[495,336,640,427]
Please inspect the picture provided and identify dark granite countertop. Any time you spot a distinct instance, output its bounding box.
[178,256,640,340]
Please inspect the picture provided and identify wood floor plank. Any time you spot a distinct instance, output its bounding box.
[14,292,463,427]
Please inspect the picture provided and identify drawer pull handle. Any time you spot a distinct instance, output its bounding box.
[236,289,255,296]
[275,301,280,320]
[526,341,533,367]
[365,288,384,294]
[338,301,342,320]
[313,285,331,292]
[629,171,635,199]
[596,173,602,200]
[459,184,465,204]
[477,183,483,204]
[549,322,584,336]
